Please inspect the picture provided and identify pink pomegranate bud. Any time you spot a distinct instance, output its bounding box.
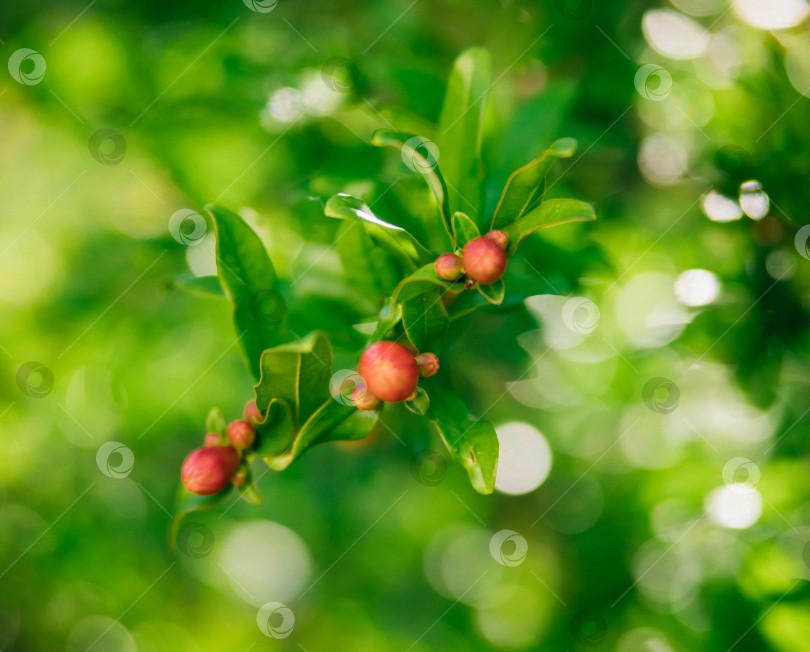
[358,340,419,403]
[462,236,508,284]
[435,253,463,281]
[484,229,508,250]
[244,399,262,424]
[226,419,256,451]
[203,432,221,448]
[181,446,240,496]
[232,469,248,488]
[351,379,381,411]
[416,353,440,378]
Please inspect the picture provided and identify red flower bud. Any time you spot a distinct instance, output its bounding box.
[351,379,381,411]
[416,353,440,378]
[484,229,508,250]
[181,446,240,496]
[226,419,256,451]
[203,432,221,448]
[435,253,463,281]
[358,340,419,403]
[244,399,262,424]
[462,236,508,284]
[232,469,248,487]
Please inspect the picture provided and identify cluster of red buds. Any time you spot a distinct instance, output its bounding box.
[181,401,261,496]
[352,342,440,410]
[434,230,509,285]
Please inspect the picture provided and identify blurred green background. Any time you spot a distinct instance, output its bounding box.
[3,0,810,650]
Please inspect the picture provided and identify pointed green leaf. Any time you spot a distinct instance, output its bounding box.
[254,331,332,429]
[371,129,452,239]
[477,279,505,305]
[325,193,434,268]
[428,391,498,495]
[503,198,596,255]
[321,408,380,443]
[390,263,465,306]
[451,211,480,248]
[254,398,295,457]
[205,407,226,435]
[206,204,289,381]
[169,273,225,298]
[168,487,231,552]
[335,219,399,300]
[402,287,449,352]
[236,467,261,505]
[438,47,492,225]
[491,138,578,230]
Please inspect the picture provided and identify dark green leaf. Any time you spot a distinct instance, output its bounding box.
[254,398,295,457]
[402,287,450,352]
[476,279,505,305]
[206,204,289,381]
[428,391,498,495]
[451,211,480,249]
[370,129,451,239]
[502,198,596,255]
[254,331,332,429]
[438,47,492,225]
[390,263,465,306]
[325,193,434,268]
[491,137,578,230]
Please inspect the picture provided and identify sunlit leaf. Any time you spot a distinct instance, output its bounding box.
[502,198,596,255]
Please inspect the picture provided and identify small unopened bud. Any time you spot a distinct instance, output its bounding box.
[226,419,256,451]
[358,340,420,403]
[405,389,419,402]
[416,353,440,378]
[232,468,248,488]
[435,253,463,281]
[203,432,221,448]
[462,236,508,284]
[181,446,240,496]
[484,229,508,250]
[244,399,261,424]
[351,380,381,411]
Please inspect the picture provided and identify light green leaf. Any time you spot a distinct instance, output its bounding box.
[371,129,451,239]
[429,391,498,495]
[390,263,465,307]
[335,219,399,301]
[438,47,492,225]
[451,211,480,249]
[325,193,434,268]
[206,204,289,381]
[205,407,226,435]
[491,137,578,230]
[254,331,332,429]
[169,273,225,298]
[477,279,505,305]
[503,198,596,255]
[236,467,261,505]
[402,287,450,352]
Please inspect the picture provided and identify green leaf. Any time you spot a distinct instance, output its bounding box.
[325,193,434,269]
[370,129,451,239]
[335,219,399,302]
[502,198,596,255]
[254,331,332,429]
[491,137,578,230]
[206,204,289,381]
[438,47,492,225]
[390,263,465,306]
[451,211,480,249]
[236,466,261,505]
[254,398,295,457]
[402,287,450,352]
[477,279,505,305]
[168,273,225,298]
[205,407,226,435]
[428,391,498,495]
[168,487,232,552]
